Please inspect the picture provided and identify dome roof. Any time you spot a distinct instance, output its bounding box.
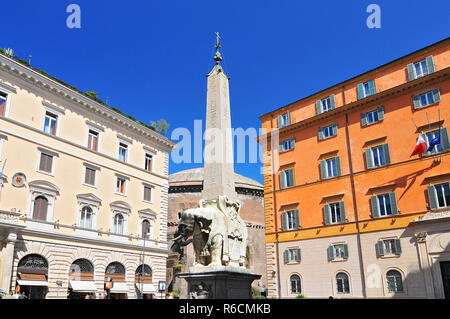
[169,167,263,190]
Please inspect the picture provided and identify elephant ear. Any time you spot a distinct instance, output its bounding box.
[196,216,212,233]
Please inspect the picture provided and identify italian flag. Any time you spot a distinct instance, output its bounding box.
[411,133,427,157]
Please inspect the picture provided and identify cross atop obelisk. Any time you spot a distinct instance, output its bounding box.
[202,33,237,202]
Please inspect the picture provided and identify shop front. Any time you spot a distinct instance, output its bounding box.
[68,259,97,299]
[15,254,49,299]
[135,264,155,299]
[105,262,128,299]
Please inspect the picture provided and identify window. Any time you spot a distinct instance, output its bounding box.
[280,169,294,189]
[319,123,338,140]
[361,107,384,126]
[320,157,341,179]
[336,272,350,294]
[145,154,153,172]
[407,56,435,81]
[80,206,93,229]
[84,167,96,186]
[324,202,346,225]
[428,182,450,210]
[377,239,402,256]
[371,193,398,218]
[38,152,54,174]
[386,270,404,293]
[277,112,291,128]
[423,128,450,155]
[366,144,390,169]
[316,95,336,115]
[290,275,301,294]
[413,89,441,109]
[88,130,99,151]
[279,138,295,153]
[43,111,58,136]
[284,248,301,263]
[0,92,6,117]
[143,185,152,202]
[113,213,124,234]
[281,210,300,231]
[118,143,128,162]
[32,196,48,221]
[141,220,151,239]
[328,244,349,260]
[116,177,127,195]
[357,79,376,99]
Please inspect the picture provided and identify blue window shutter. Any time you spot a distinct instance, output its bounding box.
[291,138,296,150]
[412,94,421,109]
[432,88,441,103]
[361,112,368,126]
[336,156,342,177]
[288,169,294,187]
[294,210,300,229]
[332,123,338,136]
[377,106,385,121]
[279,142,284,153]
[320,160,327,180]
[366,149,374,169]
[280,171,286,189]
[277,115,282,128]
[371,196,380,218]
[394,239,402,255]
[328,246,335,260]
[318,127,324,140]
[427,186,438,210]
[286,111,291,126]
[284,250,290,263]
[441,128,450,151]
[369,80,376,96]
[377,241,385,257]
[324,205,331,225]
[407,63,416,81]
[330,94,336,110]
[296,248,301,262]
[426,56,436,73]
[316,100,322,115]
[389,192,398,215]
[357,83,364,100]
[339,202,346,222]
[343,244,349,259]
[383,144,391,165]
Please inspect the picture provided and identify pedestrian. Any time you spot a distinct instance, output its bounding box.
[98,293,103,299]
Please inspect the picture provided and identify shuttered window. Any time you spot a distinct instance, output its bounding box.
[412,88,441,109]
[357,79,376,99]
[277,112,291,128]
[32,196,48,221]
[329,244,349,261]
[280,169,295,189]
[284,248,301,263]
[84,167,96,186]
[324,202,346,225]
[428,182,450,210]
[142,220,151,239]
[361,106,384,126]
[143,186,152,202]
[0,92,7,117]
[281,210,300,231]
[316,94,336,115]
[279,138,295,153]
[371,192,398,218]
[318,123,338,140]
[320,156,341,179]
[377,239,402,257]
[366,144,390,169]
[39,153,54,173]
[407,56,435,81]
[423,127,450,156]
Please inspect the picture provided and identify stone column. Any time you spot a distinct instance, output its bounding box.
[0,231,17,292]
[414,232,435,299]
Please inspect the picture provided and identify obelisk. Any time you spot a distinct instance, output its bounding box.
[202,32,237,202]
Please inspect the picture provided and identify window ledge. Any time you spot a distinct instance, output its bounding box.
[114,192,128,197]
[286,261,301,265]
[413,101,439,111]
[379,254,401,259]
[142,200,153,204]
[36,170,55,177]
[82,183,97,189]
[331,258,348,263]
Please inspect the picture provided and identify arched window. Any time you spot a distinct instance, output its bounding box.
[142,220,151,239]
[290,274,301,294]
[69,259,94,281]
[386,270,404,293]
[33,196,48,221]
[336,272,350,294]
[135,264,153,284]
[18,254,48,275]
[80,207,93,229]
[105,262,126,282]
[113,213,124,234]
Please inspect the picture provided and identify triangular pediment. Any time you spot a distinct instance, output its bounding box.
[77,193,102,204]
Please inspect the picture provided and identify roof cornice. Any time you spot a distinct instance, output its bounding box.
[0,54,176,151]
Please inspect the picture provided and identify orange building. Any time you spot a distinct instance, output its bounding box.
[260,38,450,298]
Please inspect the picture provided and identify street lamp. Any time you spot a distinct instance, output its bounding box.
[140,231,151,299]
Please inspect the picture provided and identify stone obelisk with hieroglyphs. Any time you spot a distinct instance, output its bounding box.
[201,33,237,202]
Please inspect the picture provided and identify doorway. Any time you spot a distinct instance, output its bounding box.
[440,261,450,299]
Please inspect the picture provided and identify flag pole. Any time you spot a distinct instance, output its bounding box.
[425,112,436,162]
[411,118,420,133]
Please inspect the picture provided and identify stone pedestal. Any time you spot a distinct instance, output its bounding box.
[178,269,261,299]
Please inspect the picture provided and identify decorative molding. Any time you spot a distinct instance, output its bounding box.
[83,162,101,171]
[37,147,59,158]
[85,120,105,132]
[415,232,428,243]
[0,80,17,93]
[42,100,65,115]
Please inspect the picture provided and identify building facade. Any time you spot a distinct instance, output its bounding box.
[0,52,176,299]
[260,38,450,298]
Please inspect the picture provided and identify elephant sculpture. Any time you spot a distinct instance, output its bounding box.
[171,195,248,269]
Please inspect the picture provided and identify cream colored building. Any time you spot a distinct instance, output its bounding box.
[0,52,176,299]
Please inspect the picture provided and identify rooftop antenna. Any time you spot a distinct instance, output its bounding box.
[28,55,32,65]
[106,97,110,105]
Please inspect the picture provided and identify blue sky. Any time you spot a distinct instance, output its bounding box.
[2,0,449,184]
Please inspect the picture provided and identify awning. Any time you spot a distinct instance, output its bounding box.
[17,280,49,287]
[110,282,129,294]
[69,281,97,293]
[136,283,157,294]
